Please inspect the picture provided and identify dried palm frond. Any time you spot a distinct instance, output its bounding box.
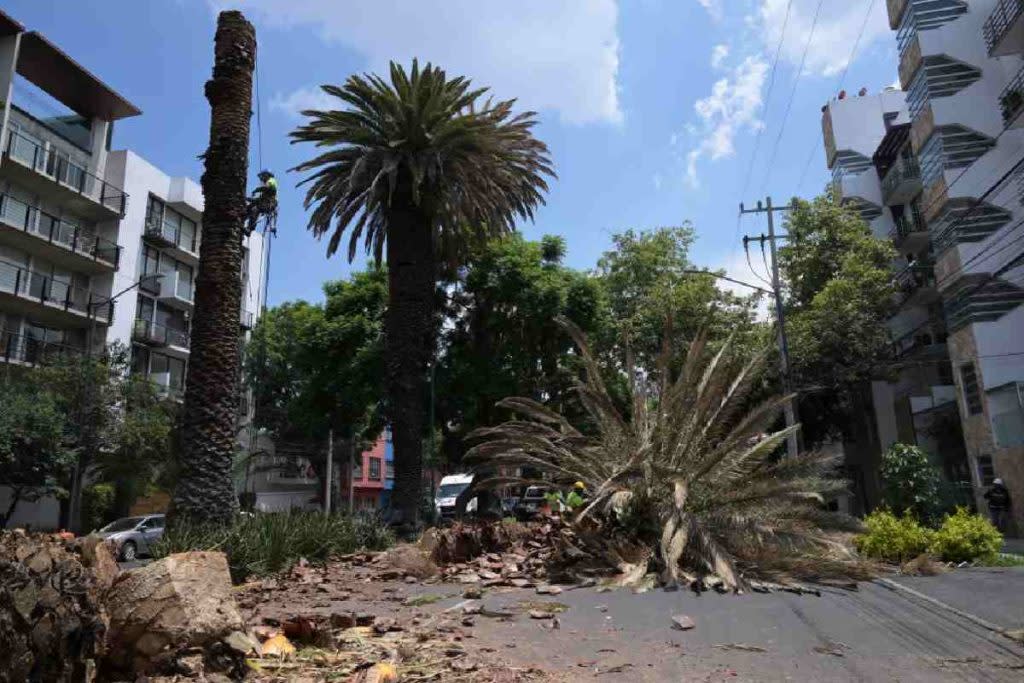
[465,317,860,589]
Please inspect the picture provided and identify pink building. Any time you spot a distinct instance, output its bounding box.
[340,435,387,510]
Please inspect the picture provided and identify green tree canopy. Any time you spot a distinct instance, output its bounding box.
[779,194,897,443]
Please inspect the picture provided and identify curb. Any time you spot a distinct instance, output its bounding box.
[875,577,1019,644]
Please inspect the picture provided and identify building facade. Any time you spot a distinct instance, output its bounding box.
[0,10,270,528]
[822,0,1024,532]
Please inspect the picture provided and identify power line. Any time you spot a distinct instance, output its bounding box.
[759,0,826,195]
[739,0,795,202]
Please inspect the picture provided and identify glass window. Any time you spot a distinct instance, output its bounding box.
[960,363,983,415]
[977,455,995,487]
[176,263,193,300]
[131,345,150,375]
[386,461,395,479]
[146,196,164,231]
[180,217,196,252]
[137,295,155,322]
[369,458,382,481]
[168,356,186,390]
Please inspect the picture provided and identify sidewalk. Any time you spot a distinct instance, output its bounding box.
[1003,537,1024,555]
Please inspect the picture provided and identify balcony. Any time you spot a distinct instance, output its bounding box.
[0,260,112,326]
[2,129,127,219]
[999,64,1024,129]
[890,207,929,253]
[143,217,199,264]
[241,310,255,330]
[0,192,119,273]
[133,318,190,353]
[984,0,1024,56]
[0,328,82,368]
[892,321,948,360]
[881,158,922,206]
[888,0,909,30]
[157,271,194,311]
[894,261,939,307]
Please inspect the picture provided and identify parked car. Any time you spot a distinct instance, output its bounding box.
[94,514,165,561]
[434,474,478,520]
[513,486,558,521]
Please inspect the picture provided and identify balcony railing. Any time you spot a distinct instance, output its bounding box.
[0,259,113,321]
[894,261,936,303]
[1000,64,1024,126]
[144,217,198,254]
[0,328,83,366]
[0,192,120,268]
[893,322,948,358]
[881,158,921,204]
[984,0,1024,53]
[133,318,189,349]
[241,310,255,330]
[890,204,927,245]
[4,130,127,216]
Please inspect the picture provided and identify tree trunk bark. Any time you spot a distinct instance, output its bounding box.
[170,11,255,527]
[385,192,435,530]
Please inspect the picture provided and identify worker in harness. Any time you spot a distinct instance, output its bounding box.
[246,169,278,235]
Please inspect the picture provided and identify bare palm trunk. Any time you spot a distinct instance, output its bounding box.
[171,10,255,527]
[385,190,434,529]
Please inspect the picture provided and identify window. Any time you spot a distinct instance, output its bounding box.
[352,462,363,480]
[960,363,983,415]
[137,294,155,323]
[180,217,196,252]
[369,458,382,481]
[977,455,995,487]
[146,195,164,231]
[386,461,395,480]
[176,262,193,300]
[131,345,150,375]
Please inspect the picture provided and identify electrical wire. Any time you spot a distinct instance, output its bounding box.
[739,0,795,202]
[759,0,826,195]
[796,0,877,194]
[745,239,775,288]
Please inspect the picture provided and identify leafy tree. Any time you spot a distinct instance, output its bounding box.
[778,194,897,444]
[436,234,605,464]
[0,380,71,527]
[33,344,177,526]
[594,226,759,364]
[245,267,387,488]
[880,443,941,523]
[290,61,553,526]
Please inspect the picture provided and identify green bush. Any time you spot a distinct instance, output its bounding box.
[928,508,1002,563]
[880,443,941,523]
[81,483,116,533]
[154,510,395,583]
[855,509,934,562]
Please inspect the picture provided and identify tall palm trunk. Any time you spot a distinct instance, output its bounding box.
[171,11,255,526]
[385,187,434,528]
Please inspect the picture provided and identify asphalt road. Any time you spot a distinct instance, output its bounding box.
[889,567,1024,630]
[450,578,1024,681]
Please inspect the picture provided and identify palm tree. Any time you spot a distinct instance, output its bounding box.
[291,61,553,527]
[170,11,255,526]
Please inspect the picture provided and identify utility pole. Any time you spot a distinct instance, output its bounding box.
[324,428,333,515]
[740,196,799,458]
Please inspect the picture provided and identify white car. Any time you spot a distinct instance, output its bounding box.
[435,474,477,519]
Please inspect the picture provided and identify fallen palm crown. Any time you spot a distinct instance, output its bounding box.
[463,319,867,590]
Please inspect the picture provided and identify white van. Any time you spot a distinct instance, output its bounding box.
[435,473,477,519]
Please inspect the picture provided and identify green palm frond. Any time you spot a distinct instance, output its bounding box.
[466,319,856,588]
[290,60,555,263]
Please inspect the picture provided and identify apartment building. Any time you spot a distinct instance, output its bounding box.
[0,10,269,528]
[822,0,1024,532]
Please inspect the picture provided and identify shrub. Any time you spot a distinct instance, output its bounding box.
[929,508,1002,563]
[879,443,941,523]
[154,510,395,583]
[855,509,933,563]
[81,483,116,533]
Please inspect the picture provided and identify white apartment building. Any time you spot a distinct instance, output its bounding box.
[0,11,270,528]
[822,0,1024,532]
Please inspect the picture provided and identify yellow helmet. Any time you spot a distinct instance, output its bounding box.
[574,481,585,490]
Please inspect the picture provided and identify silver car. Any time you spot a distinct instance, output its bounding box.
[94,514,165,561]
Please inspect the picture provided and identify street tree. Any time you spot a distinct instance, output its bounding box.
[173,11,256,526]
[290,61,554,527]
[0,380,70,527]
[778,193,897,445]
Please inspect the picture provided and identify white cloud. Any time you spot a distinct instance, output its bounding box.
[268,86,336,119]
[710,43,730,69]
[757,0,890,77]
[228,0,622,126]
[683,55,768,187]
[696,0,724,21]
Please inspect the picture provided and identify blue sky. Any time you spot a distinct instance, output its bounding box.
[6,0,897,305]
